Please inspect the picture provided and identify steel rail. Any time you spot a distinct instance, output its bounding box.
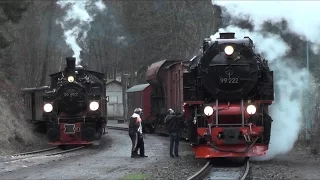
[107,126,129,131]
[240,160,250,180]
[187,161,211,180]
[1,146,85,163]
[187,159,250,180]
[10,147,58,157]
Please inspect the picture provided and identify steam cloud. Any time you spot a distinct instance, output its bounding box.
[211,0,319,160]
[56,0,106,65]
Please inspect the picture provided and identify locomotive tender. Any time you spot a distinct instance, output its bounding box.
[127,32,274,158]
[22,57,107,146]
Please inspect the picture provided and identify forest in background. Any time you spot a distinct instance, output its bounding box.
[2,1,319,87]
[0,0,319,145]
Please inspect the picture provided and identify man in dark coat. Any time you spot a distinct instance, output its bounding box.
[165,109,184,157]
[128,108,148,158]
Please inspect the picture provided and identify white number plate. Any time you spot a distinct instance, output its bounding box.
[219,77,239,84]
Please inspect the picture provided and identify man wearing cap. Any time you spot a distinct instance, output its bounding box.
[165,109,184,157]
[128,108,148,158]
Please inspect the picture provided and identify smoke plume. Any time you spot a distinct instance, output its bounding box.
[211,0,320,160]
[56,0,106,65]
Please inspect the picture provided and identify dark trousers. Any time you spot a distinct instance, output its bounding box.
[169,131,180,156]
[129,133,145,156]
[187,118,197,143]
[137,135,145,156]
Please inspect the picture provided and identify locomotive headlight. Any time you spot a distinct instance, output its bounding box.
[44,103,53,113]
[89,101,99,111]
[246,105,256,115]
[68,76,74,83]
[224,45,234,55]
[204,106,214,116]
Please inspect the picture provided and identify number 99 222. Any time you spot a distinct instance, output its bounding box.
[219,78,239,84]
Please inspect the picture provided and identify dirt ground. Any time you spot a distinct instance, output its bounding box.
[1,110,320,180]
[1,126,320,180]
[0,129,206,180]
[0,95,50,156]
[250,141,320,180]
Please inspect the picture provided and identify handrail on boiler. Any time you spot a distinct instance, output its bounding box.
[215,99,219,127]
[213,100,245,127]
[241,99,244,127]
[211,99,245,128]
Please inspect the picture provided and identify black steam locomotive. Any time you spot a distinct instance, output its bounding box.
[184,32,274,158]
[22,57,107,146]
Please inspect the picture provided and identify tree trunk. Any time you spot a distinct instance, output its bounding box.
[122,73,128,120]
[39,0,55,86]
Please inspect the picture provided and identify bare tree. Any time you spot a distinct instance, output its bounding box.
[39,0,56,86]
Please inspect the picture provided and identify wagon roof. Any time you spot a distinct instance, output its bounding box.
[126,84,150,93]
[146,60,166,78]
[146,59,183,78]
[106,79,122,85]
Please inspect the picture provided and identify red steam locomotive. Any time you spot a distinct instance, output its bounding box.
[127,32,274,158]
[22,57,107,146]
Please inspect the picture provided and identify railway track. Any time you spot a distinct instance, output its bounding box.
[109,124,250,180]
[0,146,85,163]
[187,159,250,180]
[107,125,191,143]
[107,125,129,131]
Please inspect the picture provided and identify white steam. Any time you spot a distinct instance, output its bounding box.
[56,0,106,65]
[210,28,289,62]
[211,0,319,160]
[214,1,320,44]
[311,44,320,55]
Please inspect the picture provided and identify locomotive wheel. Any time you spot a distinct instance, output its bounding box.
[59,145,68,150]
[47,128,60,142]
[147,123,155,133]
[248,114,273,144]
[94,129,103,140]
[82,127,95,141]
[33,122,47,134]
[262,114,273,143]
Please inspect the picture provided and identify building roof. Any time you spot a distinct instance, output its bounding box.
[50,69,104,77]
[106,79,122,85]
[126,84,150,93]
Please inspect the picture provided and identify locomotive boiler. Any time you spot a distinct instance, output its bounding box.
[183,32,274,158]
[22,57,107,146]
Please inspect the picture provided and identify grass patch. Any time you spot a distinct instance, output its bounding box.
[120,173,149,180]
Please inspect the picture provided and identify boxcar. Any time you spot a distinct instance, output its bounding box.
[126,59,190,137]
[21,86,51,132]
[126,84,156,132]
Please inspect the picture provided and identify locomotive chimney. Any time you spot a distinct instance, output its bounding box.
[66,57,76,70]
[219,32,235,39]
